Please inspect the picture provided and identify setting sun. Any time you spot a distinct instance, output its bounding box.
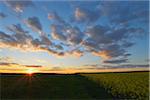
[26,68,37,75]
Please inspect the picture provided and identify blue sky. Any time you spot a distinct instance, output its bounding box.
[0,1,149,73]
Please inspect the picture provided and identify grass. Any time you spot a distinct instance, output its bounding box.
[0,72,149,99]
[0,74,112,99]
[81,72,149,100]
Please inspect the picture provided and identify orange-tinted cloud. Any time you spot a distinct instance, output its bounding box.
[92,50,111,59]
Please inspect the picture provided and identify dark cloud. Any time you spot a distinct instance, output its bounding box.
[102,44,126,58]
[50,21,84,46]
[122,42,134,48]
[67,49,84,57]
[5,0,33,13]
[109,27,146,41]
[82,64,149,70]
[0,62,19,66]
[6,24,33,46]
[25,65,43,68]
[108,28,129,42]
[91,43,127,60]
[86,25,112,44]
[103,64,149,69]
[66,26,84,45]
[0,31,17,47]
[103,59,128,64]
[124,54,131,57]
[51,24,66,41]
[54,44,63,50]
[24,16,53,47]
[0,12,7,19]
[25,17,43,34]
[82,38,99,51]
[41,35,52,46]
[7,24,28,34]
[99,1,149,25]
[25,17,53,47]
[0,31,13,40]
[39,47,65,57]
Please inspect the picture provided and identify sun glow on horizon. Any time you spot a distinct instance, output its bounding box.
[26,68,37,75]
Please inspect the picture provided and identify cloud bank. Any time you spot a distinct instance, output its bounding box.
[0,1,148,64]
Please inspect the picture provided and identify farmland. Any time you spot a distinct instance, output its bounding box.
[81,72,149,99]
[0,71,149,99]
[0,74,112,99]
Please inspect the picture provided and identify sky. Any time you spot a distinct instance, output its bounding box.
[0,1,149,73]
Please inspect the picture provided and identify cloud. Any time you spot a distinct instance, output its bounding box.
[25,65,43,68]
[4,0,33,13]
[50,24,66,41]
[51,17,84,45]
[50,67,63,71]
[0,56,14,63]
[86,25,112,44]
[92,43,126,59]
[0,12,7,19]
[7,24,28,34]
[65,26,84,45]
[0,31,17,47]
[48,11,85,45]
[103,44,126,58]
[81,22,146,64]
[24,17,43,34]
[103,64,149,69]
[103,59,128,64]
[99,1,149,25]
[1,1,148,65]
[82,64,149,70]
[122,42,134,48]
[0,57,19,66]
[92,50,111,59]
[82,38,99,51]
[21,11,147,63]
[0,24,63,57]
[108,27,145,42]
[24,16,52,47]
[5,24,34,47]
[0,62,19,66]
[83,64,99,68]
[54,44,63,50]
[41,35,52,46]
[111,7,148,25]
[67,49,84,57]
[48,12,66,25]
[74,7,100,23]
[0,30,31,50]
[24,17,53,47]
[39,47,65,57]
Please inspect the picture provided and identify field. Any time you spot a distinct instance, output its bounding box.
[0,72,149,99]
[81,72,149,99]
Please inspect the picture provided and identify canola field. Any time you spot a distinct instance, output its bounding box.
[81,72,149,99]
